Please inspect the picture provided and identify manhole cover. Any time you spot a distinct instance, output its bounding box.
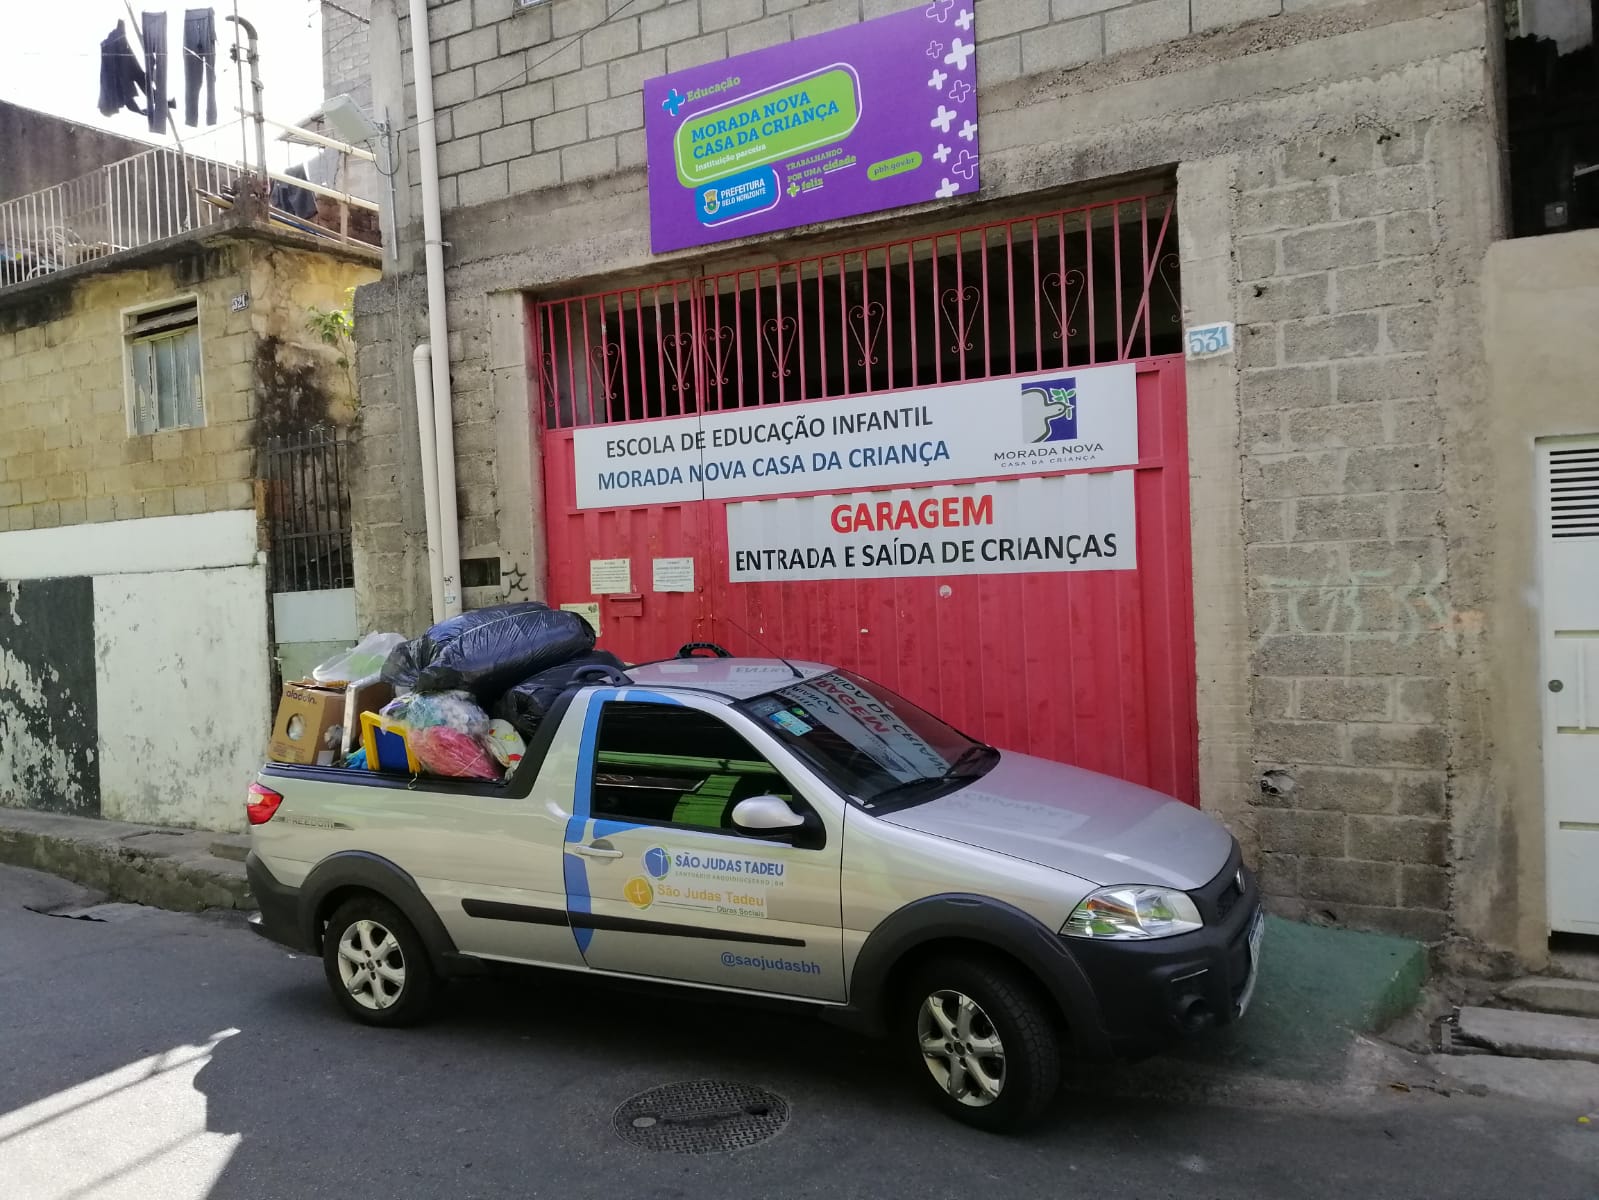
[612,1080,788,1154]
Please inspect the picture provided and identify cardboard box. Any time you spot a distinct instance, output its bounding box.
[268,683,351,765]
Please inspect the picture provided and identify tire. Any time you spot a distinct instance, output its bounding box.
[321,895,438,1027]
[900,956,1060,1132]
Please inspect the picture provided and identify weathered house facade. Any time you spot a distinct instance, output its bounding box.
[0,115,380,831]
[345,0,1597,969]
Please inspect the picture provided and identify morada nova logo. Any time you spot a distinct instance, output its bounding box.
[1022,378,1079,443]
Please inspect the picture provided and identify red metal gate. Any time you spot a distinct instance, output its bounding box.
[534,196,1199,803]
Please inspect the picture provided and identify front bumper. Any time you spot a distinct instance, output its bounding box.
[246,850,314,953]
[1065,848,1263,1055]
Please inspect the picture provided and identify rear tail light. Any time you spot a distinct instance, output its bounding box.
[246,783,283,826]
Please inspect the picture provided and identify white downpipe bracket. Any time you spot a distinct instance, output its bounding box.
[409,0,461,618]
[412,345,446,624]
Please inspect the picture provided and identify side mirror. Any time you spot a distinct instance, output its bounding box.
[731,795,806,832]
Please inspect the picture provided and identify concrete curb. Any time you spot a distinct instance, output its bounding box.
[0,808,251,912]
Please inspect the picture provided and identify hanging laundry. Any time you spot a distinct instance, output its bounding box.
[98,21,148,118]
[142,12,169,135]
[183,8,218,127]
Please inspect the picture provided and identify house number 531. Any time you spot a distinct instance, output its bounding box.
[1185,322,1234,359]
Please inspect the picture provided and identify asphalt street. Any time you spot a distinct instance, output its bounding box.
[0,863,1595,1200]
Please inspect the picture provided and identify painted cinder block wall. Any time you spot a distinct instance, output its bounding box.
[349,0,1533,962]
[0,238,377,534]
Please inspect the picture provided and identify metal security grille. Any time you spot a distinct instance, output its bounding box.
[260,426,354,592]
[534,194,1179,429]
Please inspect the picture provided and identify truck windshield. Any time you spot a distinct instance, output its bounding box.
[738,670,997,811]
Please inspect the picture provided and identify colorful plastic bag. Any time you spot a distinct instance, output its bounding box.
[485,719,526,771]
[409,725,501,781]
[380,690,490,736]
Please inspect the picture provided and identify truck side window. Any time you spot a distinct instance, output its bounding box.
[590,702,797,833]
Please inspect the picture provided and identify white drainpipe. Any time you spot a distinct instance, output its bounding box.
[408,0,461,618]
[412,345,446,623]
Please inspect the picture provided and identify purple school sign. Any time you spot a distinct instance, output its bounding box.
[642,2,981,254]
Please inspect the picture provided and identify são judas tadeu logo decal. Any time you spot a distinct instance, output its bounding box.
[643,846,672,879]
[623,876,655,909]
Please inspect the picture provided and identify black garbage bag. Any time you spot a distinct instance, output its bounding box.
[495,649,628,736]
[382,602,597,703]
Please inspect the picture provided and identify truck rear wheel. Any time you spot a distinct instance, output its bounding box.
[901,957,1060,1132]
[321,895,438,1027]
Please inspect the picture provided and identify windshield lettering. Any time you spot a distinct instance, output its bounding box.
[738,670,995,810]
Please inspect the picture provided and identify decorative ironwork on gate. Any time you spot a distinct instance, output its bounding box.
[534,195,1180,430]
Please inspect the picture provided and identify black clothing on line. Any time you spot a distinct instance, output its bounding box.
[98,21,148,118]
[183,8,217,127]
[142,11,168,135]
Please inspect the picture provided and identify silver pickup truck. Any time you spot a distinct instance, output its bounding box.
[246,649,1262,1130]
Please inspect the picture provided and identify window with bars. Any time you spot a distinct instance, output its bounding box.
[534,195,1180,430]
[126,298,204,435]
[260,426,355,593]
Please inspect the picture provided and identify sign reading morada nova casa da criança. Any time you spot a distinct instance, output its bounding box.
[643,2,982,253]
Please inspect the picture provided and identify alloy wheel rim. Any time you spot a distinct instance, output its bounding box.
[917,989,1005,1106]
[335,919,405,1010]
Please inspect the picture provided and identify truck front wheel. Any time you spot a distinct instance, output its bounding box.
[901,957,1060,1132]
[321,895,438,1027]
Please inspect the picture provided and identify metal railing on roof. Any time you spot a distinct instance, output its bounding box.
[0,142,382,290]
[0,146,243,287]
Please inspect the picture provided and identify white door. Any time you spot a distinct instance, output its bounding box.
[1541,437,1599,934]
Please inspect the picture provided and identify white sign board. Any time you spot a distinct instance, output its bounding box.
[572,364,1138,509]
[652,556,695,592]
[726,473,1137,583]
[589,557,633,594]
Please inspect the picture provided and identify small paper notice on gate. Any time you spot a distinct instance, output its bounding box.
[561,602,601,637]
[652,557,695,593]
[589,558,633,594]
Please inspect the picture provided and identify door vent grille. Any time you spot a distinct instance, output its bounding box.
[1550,447,1599,539]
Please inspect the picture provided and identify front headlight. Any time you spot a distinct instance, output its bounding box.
[1061,886,1203,940]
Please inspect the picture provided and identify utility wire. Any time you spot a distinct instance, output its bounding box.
[320,0,372,24]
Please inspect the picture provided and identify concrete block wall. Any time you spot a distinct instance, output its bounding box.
[324,0,376,113]
[0,238,382,537]
[347,272,439,636]
[393,0,1409,212]
[352,0,1524,953]
[1231,118,1498,944]
[0,250,258,534]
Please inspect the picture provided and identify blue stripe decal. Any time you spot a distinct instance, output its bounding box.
[562,693,608,954]
[563,688,685,957]
[562,854,594,954]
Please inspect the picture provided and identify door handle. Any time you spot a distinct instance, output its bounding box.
[573,843,623,859]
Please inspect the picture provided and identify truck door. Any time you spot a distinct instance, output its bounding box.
[561,690,846,1001]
